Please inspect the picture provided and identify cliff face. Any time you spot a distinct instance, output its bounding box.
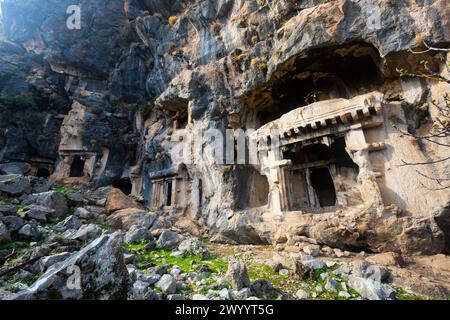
[0,0,449,253]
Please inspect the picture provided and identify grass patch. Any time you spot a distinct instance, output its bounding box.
[396,288,426,300]
[123,241,228,275]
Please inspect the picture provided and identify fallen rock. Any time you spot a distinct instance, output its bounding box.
[106,188,138,214]
[66,193,88,207]
[155,274,177,294]
[23,205,55,223]
[296,289,310,299]
[124,225,152,244]
[0,162,31,175]
[303,244,321,256]
[17,224,37,241]
[8,232,129,300]
[0,174,31,196]
[24,191,68,221]
[39,252,72,272]
[348,276,396,300]
[106,208,155,231]
[2,216,25,234]
[177,238,209,257]
[71,224,103,242]
[226,260,250,291]
[156,230,181,250]
[0,221,11,244]
[0,205,20,216]
[130,280,159,300]
[352,261,390,283]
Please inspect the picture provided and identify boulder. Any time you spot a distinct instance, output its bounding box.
[348,276,396,300]
[17,224,38,241]
[23,205,55,223]
[124,225,152,244]
[9,232,129,300]
[25,191,68,221]
[296,289,310,299]
[226,260,250,291]
[0,174,31,196]
[0,221,11,244]
[0,205,20,216]
[178,238,209,257]
[351,261,390,283]
[155,274,177,294]
[106,188,137,214]
[324,278,340,292]
[67,193,88,207]
[39,252,72,272]
[250,279,275,297]
[130,280,159,300]
[156,230,181,250]
[2,216,25,234]
[70,224,103,242]
[106,208,156,231]
[53,215,84,233]
[0,162,31,175]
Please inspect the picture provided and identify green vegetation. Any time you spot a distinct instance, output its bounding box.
[396,288,426,300]
[51,185,78,196]
[0,93,37,109]
[124,240,228,275]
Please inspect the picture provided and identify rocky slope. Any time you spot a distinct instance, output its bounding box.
[0,0,449,300]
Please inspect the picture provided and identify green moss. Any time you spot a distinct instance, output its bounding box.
[396,288,426,300]
[51,186,78,196]
[123,242,227,275]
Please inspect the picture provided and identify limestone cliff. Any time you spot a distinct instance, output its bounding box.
[0,0,449,254]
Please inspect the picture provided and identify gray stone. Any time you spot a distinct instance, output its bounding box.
[348,276,396,300]
[67,193,88,207]
[192,294,209,300]
[300,255,326,270]
[39,252,72,272]
[74,207,93,220]
[325,278,340,292]
[23,205,54,223]
[53,215,84,233]
[226,260,250,291]
[250,279,274,297]
[167,294,185,300]
[279,269,289,276]
[0,174,31,196]
[8,232,129,300]
[339,291,351,298]
[0,205,19,216]
[352,261,390,283]
[296,289,310,299]
[178,238,209,257]
[155,274,177,294]
[218,288,230,300]
[236,288,252,299]
[25,191,68,221]
[130,280,159,300]
[124,225,151,244]
[267,261,284,273]
[137,273,161,286]
[156,230,181,249]
[71,224,103,242]
[17,224,37,241]
[15,270,34,282]
[2,216,25,234]
[0,162,31,175]
[0,221,11,244]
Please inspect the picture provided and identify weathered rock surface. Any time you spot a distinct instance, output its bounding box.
[8,232,129,300]
[226,260,251,291]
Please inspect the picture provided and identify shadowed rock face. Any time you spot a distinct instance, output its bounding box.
[0,0,449,253]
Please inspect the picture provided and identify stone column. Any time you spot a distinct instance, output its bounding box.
[345,127,384,213]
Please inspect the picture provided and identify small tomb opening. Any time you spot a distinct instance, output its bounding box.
[70,156,86,177]
[113,178,133,195]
